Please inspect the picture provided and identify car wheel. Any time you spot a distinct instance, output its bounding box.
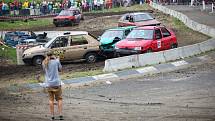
[33,56,44,66]
[171,43,178,49]
[85,53,97,63]
[55,24,59,27]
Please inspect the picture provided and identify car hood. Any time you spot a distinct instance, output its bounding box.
[135,19,161,26]
[116,39,152,48]
[23,45,46,54]
[54,16,72,19]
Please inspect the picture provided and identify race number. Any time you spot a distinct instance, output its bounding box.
[157,40,161,48]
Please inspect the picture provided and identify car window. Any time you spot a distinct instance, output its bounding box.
[59,10,73,16]
[161,27,171,37]
[134,14,154,22]
[101,30,124,39]
[124,15,134,22]
[126,29,154,40]
[71,35,88,46]
[51,36,69,48]
[155,29,162,40]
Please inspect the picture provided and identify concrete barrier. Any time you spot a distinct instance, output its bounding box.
[181,44,202,58]
[103,54,139,72]
[138,51,165,66]
[150,2,215,38]
[163,47,183,61]
[199,38,215,52]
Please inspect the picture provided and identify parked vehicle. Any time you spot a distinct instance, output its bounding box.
[99,26,136,56]
[118,12,161,27]
[4,31,49,47]
[115,26,178,56]
[22,31,100,65]
[4,31,31,47]
[53,8,83,27]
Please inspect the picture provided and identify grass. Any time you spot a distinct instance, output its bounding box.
[87,4,151,13]
[0,18,52,30]
[0,45,17,63]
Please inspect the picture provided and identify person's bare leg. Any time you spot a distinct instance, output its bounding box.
[57,99,62,115]
[49,100,54,117]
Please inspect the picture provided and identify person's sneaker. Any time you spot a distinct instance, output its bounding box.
[51,116,55,120]
[59,115,64,120]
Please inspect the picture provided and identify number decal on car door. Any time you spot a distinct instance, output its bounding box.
[157,40,161,48]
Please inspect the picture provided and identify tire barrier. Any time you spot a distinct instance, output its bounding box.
[103,38,215,72]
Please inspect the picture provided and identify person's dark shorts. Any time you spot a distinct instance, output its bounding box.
[47,86,62,101]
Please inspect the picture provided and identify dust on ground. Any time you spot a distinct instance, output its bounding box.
[0,57,214,121]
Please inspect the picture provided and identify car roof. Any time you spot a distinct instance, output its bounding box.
[135,26,162,30]
[108,26,136,31]
[58,31,88,37]
[125,12,151,15]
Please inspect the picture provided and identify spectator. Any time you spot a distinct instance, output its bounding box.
[0,1,3,15]
[42,52,64,120]
[22,0,29,9]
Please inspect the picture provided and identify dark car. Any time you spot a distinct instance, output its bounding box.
[53,8,83,27]
[118,12,161,27]
[115,26,178,56]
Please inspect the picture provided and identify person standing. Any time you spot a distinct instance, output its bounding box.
[42,52,64,120]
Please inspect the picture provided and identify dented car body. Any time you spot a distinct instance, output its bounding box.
[22,31,100,65]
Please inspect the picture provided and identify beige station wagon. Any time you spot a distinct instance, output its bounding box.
[22,31,100,65]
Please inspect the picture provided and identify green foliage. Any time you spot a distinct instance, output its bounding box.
[0,46,17,63]
[0,18,52,30]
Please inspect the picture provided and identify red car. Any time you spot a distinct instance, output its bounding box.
[115,26,178,56]
[53,8,83,27]
[118,12,161,27]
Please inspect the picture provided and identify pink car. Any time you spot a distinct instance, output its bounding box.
[118,12,161,27]
[115,26,178,56]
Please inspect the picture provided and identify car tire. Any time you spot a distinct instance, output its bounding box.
[171,43,178,49]
[33,56,44,66]
[85,53,97,63]
[55,24,59,27]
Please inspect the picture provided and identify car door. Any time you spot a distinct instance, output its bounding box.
[64,35,89,60]
[50,36,70,60]
[160,27,172,50]
[152,29,164,51]
[74,10,81,23]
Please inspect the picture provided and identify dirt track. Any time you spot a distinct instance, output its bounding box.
[0,7,210,87]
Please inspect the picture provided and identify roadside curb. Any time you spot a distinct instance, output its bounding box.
[20,50,215,92]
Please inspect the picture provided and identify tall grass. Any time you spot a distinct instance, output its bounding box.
[0,46,17,63]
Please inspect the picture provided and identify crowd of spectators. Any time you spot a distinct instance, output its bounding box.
[0,0,149,16]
